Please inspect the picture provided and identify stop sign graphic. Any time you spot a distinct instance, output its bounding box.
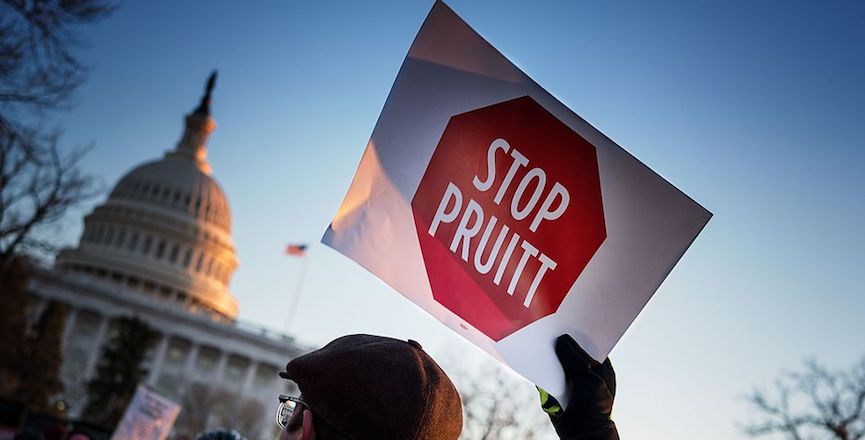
[412,96,607,341]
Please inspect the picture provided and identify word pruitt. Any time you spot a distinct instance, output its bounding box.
[427,138,569,307]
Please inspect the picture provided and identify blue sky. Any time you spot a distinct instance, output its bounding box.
[48,1,864,438]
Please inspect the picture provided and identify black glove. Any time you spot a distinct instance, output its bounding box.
[538,334,619,440]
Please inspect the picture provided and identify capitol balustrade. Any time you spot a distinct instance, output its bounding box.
[53,302,294,415]
[27,271,306,419]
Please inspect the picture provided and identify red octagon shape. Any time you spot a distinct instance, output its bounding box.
[411,96,607,341]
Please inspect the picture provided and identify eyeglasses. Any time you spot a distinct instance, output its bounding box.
[275,395,356,439]
[276,394,307,430]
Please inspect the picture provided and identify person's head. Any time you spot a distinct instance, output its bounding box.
[276,334,463,440]
[195,429,247,440]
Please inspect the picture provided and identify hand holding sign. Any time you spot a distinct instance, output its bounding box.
[540,335,618,439]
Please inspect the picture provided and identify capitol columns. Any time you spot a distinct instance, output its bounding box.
[83,316,110,380]
[239,360,257,396]
[147,334,169,385]
[62,307,79,349]
[181,342,200,384]
[213,349,228,383]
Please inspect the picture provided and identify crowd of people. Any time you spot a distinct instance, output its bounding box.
[8,333,618,440]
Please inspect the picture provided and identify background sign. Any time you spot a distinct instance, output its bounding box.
[322,1,712,401]
[110,385,180,440]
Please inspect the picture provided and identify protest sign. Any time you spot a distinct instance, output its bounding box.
[110,385,180,440]
[322,1,712,401]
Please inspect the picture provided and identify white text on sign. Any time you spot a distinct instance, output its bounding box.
[427,138,570,307]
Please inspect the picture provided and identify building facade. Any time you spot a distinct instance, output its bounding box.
[29,73,307,439]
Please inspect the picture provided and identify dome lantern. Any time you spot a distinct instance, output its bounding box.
[168,70,218,175]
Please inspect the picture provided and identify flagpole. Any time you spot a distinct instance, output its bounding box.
[285,254,310,333]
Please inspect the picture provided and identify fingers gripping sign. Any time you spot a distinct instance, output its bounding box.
[538,335,619,439]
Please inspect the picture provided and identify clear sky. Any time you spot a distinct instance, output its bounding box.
[47,1,864,438]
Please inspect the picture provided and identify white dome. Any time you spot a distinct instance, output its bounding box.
[111,156,232,233]
[57,73,240,321]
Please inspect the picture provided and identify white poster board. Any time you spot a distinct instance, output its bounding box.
[322,1,711,402]
[110,385,180,440]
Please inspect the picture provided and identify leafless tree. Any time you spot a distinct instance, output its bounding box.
[210,388,266,439]
[0,130,98,270]
[744,357,865,440]
[0,0,115,112]
[449,357,556,440]
[0,0,114,276]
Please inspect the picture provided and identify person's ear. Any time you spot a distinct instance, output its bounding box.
[301,409,316,440]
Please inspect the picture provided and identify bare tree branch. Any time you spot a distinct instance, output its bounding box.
[446,355,555,440]
[0,0,115,112]
[0,124,100,272]
[744,357,865,440]
[174,384,265,440]
[0,0,114,275]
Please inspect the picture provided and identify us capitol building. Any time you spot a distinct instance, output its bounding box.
[29,73,307,438]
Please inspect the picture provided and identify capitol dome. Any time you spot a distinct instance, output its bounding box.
[57,72,240,321]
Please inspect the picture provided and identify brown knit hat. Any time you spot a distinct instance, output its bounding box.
[279,334,462,439]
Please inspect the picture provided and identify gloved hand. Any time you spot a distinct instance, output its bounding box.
[538,334,619,440]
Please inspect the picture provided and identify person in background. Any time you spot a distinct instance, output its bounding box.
[195,429,248,440]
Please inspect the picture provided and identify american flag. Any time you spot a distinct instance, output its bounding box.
[285,243,308,257]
